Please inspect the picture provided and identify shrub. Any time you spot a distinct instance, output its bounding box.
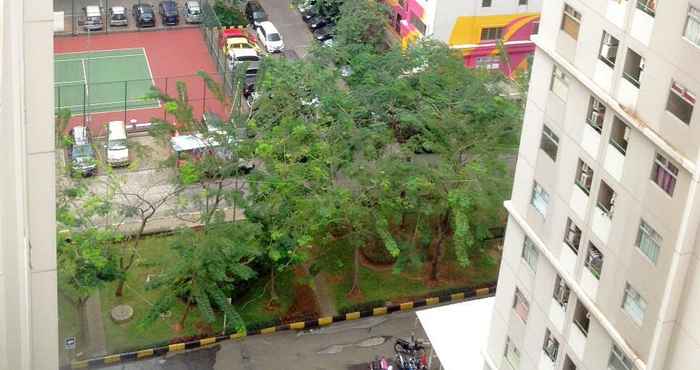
[213,1,248,27]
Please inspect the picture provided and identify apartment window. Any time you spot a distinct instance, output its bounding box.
[575,159,594,194]
[636,220,661,264]
[584,243,604,279]
[475,56,501,70]
[522,237,539,271]
[410,15,427,35]
[519,0,528,4]
[482,0,492,7]
[543,329,560,362]
[598,31,619,68]
[622,283,647,325]
[513,288,530,322]
[504,337,520,369]
[531,182,550,216]
[481,27,504,41]
[573,301,591,336]
[564,218,582,253]
[597,181,616,218]
[622,48,644,88]
[685,7,700,47]
[608,345,639,370]
[532,21,540,35]
[563,356,577,370]
[610,117,630,154]
[666,81,696,124]
[553,275,571,308]
[551,65,569,100]
[586,96,606,132]
[636,0,656,17]
[540,125,559,161]
[651,153,678,196]
[561,4,582,40]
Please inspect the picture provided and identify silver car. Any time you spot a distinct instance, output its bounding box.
[184,1,202,23]
[109,6,128,26]
[82,5,103,31]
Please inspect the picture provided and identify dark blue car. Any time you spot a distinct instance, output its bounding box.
[133,4,156,27]
[159,1,180,25]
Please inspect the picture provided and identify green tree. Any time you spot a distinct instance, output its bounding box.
[143,223,262,332]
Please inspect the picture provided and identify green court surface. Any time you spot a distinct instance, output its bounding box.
[54,48,159,114]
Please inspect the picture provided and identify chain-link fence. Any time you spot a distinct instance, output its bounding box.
[53,0,201,36]
[55,73,229,128]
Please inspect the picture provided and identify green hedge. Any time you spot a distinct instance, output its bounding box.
[213,1,248,27]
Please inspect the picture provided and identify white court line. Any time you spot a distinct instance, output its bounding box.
[55,54,146,63]
[55,80,87,86]
[56,98,160,110]
[81,59,89,97]
[54,47,144,56]
[141,47,161,109]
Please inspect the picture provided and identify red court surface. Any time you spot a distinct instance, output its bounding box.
[55,28,227,135]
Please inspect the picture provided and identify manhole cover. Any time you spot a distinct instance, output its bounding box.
[356,336,387,348]
[318,344,345,354]
[111,304,134,324]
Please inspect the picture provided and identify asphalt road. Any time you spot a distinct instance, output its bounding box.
[101,311,439,370]
[254,0,314,58]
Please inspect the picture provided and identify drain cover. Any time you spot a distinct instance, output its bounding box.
[356,336,387,348]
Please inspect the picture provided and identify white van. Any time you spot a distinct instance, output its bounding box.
[106,121,129,167]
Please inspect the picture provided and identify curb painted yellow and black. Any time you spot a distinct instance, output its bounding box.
[68,283,496,369]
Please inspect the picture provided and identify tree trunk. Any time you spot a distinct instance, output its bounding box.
[179,299,193,329]
[347,246,361,297]
[116,217,147,297]
[269,268,279,304]
[429,213,450,282]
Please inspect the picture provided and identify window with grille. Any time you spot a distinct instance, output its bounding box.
[563,218,582,253]
[666,81,695,124]
[636,220,661,264]
[586,96,606,132]
[575,159,594,194]
[531,182,550,217]
[651,153,679,196]
[584,243,604,279]
[622,283,647,325]
[519,0,528,5]
[504,337,520,369]
[610,117,630,155]
[598,31,619,68]
[542,329,559,362]
[636,0,656,17]
[623,48,644,88]
[540,125,559,161]
[410,15,427,35]
[475,56,501,70]
[685,7,700,46]
[563,356,577,370]
[608,345,639,370]
[551,65,569,100]
[561,4,582,40]
[481,27,504,41]
[573,301,590,336]
[597,180,616,218]
[482,0,492,7]
[553,275,570,308]
[522,237,539,271]
[513,288,530,322]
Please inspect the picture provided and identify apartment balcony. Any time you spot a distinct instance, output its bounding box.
[616,76,640,110]
[581,123,601,159]
[630,5,654,45]
[569,184,589,221]
[594,59,614,93]
[605,0,627,27]
[603,142,626,181]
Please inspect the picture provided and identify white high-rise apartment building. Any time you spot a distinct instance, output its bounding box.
[484,0,700,369]
[1,0,58,369]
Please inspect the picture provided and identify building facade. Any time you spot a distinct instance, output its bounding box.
[385,0,541,75]
[484,0,700,369]
[1,0,58,369]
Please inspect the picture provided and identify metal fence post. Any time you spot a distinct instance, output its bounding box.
[124,80,128,123]
[83,83,87,126]
[202,77,206,115]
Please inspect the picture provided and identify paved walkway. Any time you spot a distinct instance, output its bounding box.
[85,290,107,357]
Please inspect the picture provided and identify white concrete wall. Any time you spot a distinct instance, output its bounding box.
[1,0,58,369]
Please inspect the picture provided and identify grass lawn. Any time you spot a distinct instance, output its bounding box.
[323,239,501,313]
[96,235,295,354]
[58,294,80,366]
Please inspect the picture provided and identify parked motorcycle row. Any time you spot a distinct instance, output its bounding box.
[369,336,430,370]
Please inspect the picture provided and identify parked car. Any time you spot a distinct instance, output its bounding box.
[105,121,130,167]
[256,21,284,53]
[67,126,97,177]
[313,24,334,42]
[297,0,315,13]
[245,1,268,26]
[133,4,156,27]
[184,0,202,23]
[109,6,128,26]
[81,5,103,31]
[307,15,330,30]
[226,48,260,71]
[159,1,179,25]
[300,8,317,22]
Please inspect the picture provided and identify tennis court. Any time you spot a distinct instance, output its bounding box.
[54,48,159,114]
